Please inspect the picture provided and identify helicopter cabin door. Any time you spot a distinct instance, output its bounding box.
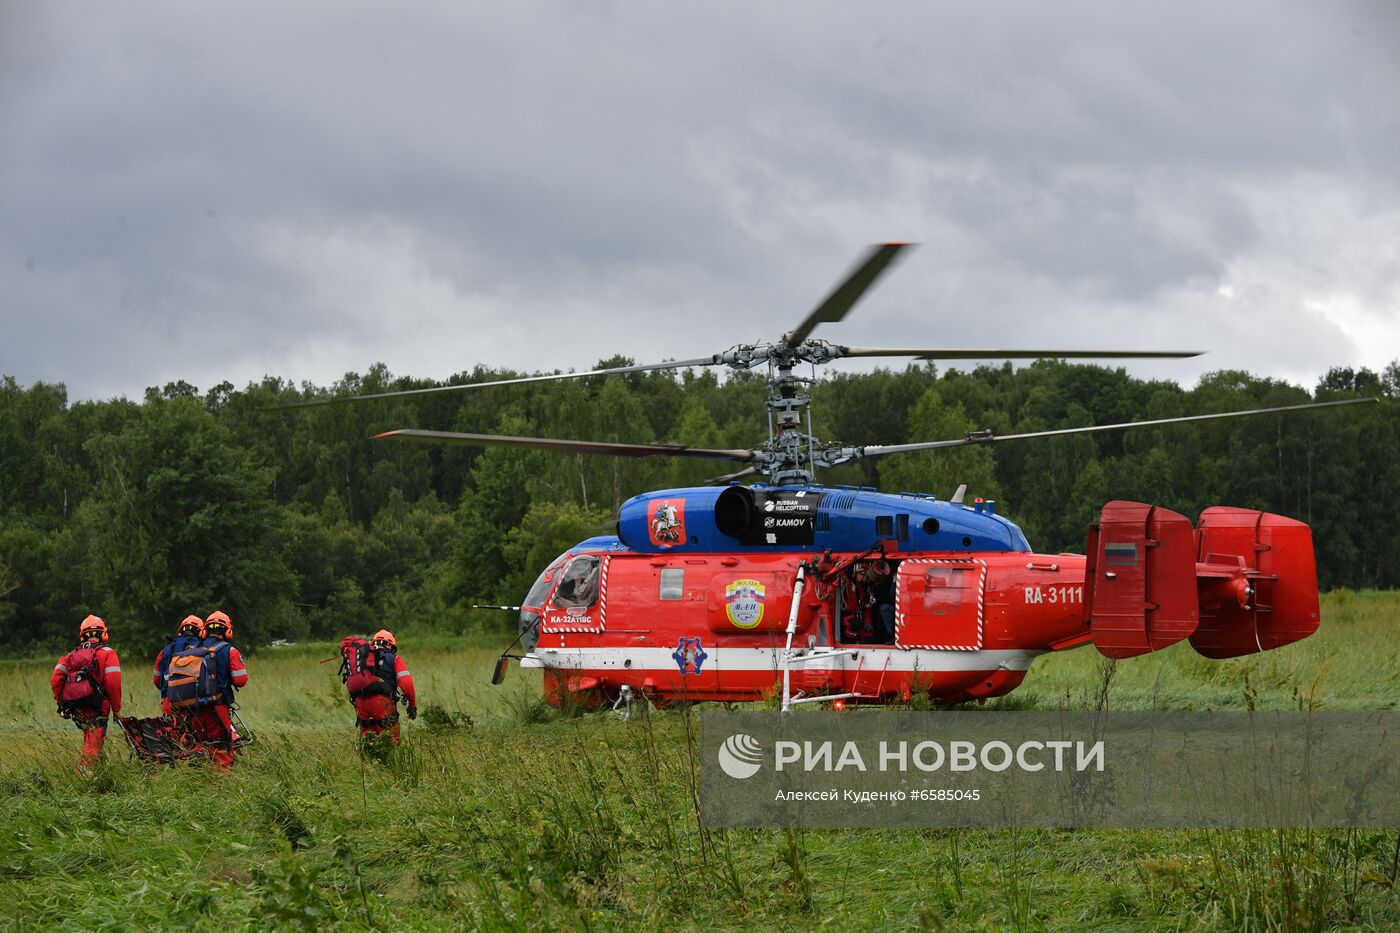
[540,553,607,634]
[894,560,985,650]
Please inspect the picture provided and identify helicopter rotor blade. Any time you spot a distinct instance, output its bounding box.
[840,347,1203,361]
[781,242,911,349]
[702,465,761,485]
[374,428,756,462]
[272,357,719,410]
[859,397,1381,459]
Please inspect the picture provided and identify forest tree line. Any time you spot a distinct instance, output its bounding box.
[1,358,1396,656]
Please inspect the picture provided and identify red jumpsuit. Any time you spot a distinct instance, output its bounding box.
[176,645,248,769]
[353,655,416,743]
[152,648,165,713]
[152,645,174,715]
[51,646,123,769]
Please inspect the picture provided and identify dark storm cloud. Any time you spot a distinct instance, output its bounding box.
[2,1,1397,403]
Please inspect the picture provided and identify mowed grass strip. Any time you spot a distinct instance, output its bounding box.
[0,591,1397,930]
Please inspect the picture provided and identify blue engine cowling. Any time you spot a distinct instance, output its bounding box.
[615,484,1030,555]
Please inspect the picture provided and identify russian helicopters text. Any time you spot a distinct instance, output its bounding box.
[289,244,1376,710]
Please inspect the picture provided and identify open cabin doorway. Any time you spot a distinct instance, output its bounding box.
[832,557,900,646]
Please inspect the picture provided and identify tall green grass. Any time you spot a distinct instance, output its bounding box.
[0,592,1397,930]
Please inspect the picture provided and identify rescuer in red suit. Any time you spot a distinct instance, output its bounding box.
[51,615,123,770]
[189,610,248,769]
[152,614,207,715]
[354,629,417,745]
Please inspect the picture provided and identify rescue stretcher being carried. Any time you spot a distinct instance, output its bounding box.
[116,708,254,764]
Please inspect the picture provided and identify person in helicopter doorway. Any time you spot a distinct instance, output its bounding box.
[50,615,123,771]
[340,629,417,745]
[871,561,897,644]
[842,560,897,645]
[167,610,248,770]
[152,615,206,714]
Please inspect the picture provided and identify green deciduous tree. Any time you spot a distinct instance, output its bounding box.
[59,396,296,650]
[877,388,1001,503]
[499,501,615,606]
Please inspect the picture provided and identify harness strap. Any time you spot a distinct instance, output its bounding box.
[68,714,108,730]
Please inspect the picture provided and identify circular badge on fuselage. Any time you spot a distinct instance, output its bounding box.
[724,578,765,629]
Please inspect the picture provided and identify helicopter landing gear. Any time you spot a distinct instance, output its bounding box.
[612,684,642,720]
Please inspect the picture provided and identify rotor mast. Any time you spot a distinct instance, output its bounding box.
[709,339,870,484]
[736,241,912,485]
[765,347,817,485]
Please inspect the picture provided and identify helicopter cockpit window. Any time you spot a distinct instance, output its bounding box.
[553,555,602,609]
[659,568,684,600]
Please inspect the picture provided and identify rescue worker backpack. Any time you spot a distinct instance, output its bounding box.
[166,639,231,710]
[58,646,105,711]
[158,634,205,697]
[340,636,397,700]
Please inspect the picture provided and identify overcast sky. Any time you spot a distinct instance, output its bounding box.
[3,1,1398,403]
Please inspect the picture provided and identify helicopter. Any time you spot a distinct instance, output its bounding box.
[293,243,1377,710]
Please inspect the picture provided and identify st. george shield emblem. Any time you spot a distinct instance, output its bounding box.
[724,578,765,629]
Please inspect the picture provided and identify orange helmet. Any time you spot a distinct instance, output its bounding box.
[177,614,205,637]
[204,610,234,640]
[371,629,396,649]
[78,615,109,642]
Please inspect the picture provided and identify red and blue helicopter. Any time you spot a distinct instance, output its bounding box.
[299,244,1376,710]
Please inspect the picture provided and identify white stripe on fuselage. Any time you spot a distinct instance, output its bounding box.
[527,645,1041,673]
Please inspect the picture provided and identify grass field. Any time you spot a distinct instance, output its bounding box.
[2,590,1398,930]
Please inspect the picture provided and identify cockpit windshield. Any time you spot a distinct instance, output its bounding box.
[523,554,569,609]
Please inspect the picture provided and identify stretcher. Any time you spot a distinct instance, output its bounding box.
[116,708,255,763]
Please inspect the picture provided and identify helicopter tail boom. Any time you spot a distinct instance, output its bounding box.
[1083,501,1320,660]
